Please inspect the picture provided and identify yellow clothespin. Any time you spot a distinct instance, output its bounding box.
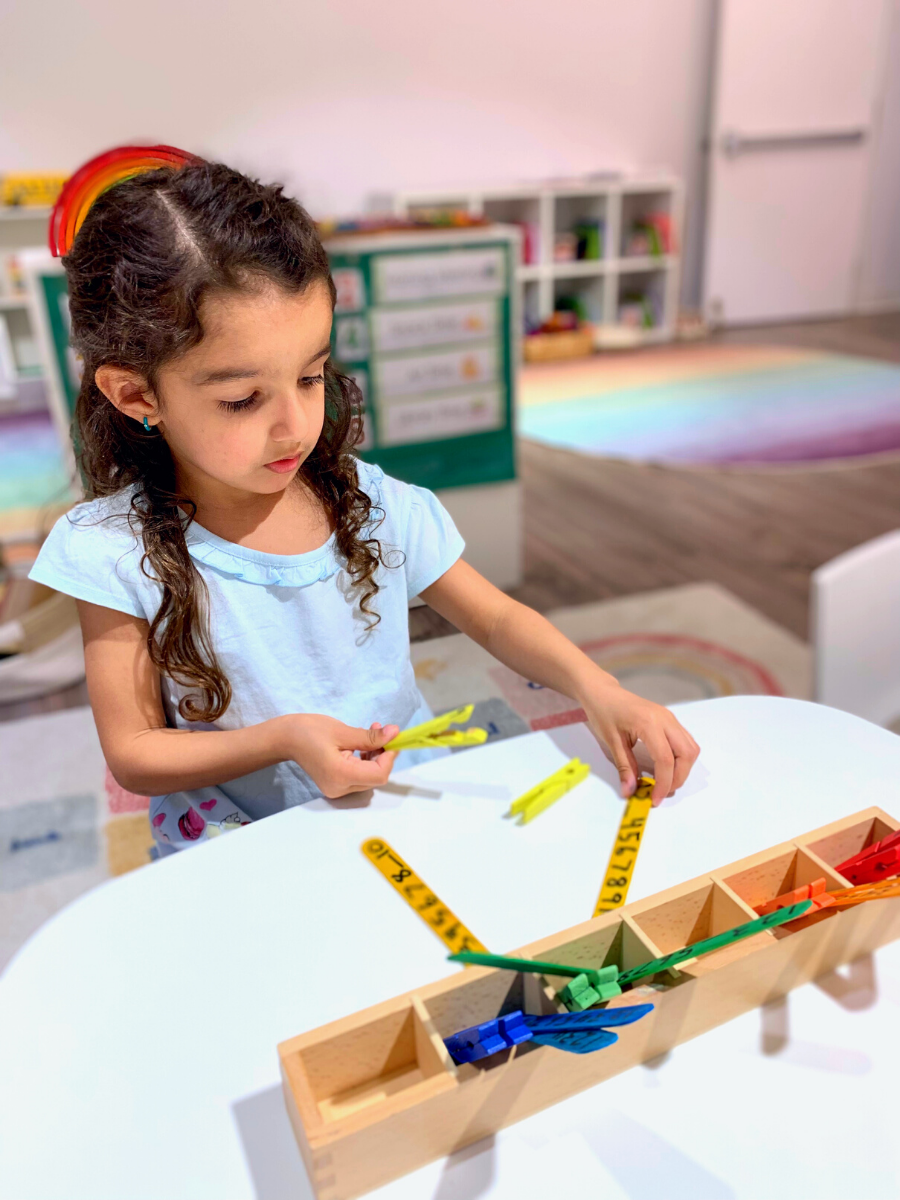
[507,758,591,825]
[385,704,488,752]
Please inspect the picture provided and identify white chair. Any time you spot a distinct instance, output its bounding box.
[811,530,900,727]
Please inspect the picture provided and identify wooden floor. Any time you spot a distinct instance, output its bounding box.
[3,313,899,722]
[412,311,900,644]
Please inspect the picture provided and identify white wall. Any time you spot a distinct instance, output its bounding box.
[856,0,900,310]
[1,0,896,312]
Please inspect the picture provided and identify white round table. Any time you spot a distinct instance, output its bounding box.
[2,696,899,1200]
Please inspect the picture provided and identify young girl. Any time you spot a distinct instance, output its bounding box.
[30,150,700,854]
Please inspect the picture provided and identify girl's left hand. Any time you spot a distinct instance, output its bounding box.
[581,683,700,805]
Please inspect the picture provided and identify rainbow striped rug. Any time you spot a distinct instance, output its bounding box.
[519,344,900,465]
[0,410,74,537]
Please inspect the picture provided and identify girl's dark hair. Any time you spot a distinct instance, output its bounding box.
[65,159,383,722]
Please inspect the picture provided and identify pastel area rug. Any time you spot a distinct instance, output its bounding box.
[519,344,900,466]
[0,409,74,538]
[0,582,810,974]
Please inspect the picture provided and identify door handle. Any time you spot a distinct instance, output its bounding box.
[721,128,866,157]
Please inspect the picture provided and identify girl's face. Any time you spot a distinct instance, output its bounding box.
[153,278,333,499]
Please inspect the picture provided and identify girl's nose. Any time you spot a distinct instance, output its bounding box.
[269,391,311,443]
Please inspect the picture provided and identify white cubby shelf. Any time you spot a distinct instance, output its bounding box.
[387,175,683,354]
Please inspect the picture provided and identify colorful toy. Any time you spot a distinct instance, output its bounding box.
[384,704,487,752]
[824,875,900,906]
[48,144,199,257]
[506,757,590,824]
[443,1003,656,1064]
[443,1010,532,1064]
[754,876,836,916]
[449,901,810,994]
[836,829,900,885]
[281,807,900,1199]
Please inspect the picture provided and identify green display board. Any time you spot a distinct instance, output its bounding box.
[326,235,516,492]
[39,270,80,418]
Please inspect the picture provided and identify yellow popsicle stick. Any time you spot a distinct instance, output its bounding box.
[593,776,655,916]
[361,838,489,955]
[508,758,589,818]
[386,704,486,751]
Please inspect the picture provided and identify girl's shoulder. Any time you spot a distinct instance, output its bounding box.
[28,485,153,618]
[63,485,142,531]
[354,459,434,530]
[354,458,465,597]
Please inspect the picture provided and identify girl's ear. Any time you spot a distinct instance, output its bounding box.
[94,365,160,427]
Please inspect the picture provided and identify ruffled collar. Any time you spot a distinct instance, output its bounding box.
[184,522,342,588]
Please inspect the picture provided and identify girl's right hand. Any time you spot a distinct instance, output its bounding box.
[279,713,400,798]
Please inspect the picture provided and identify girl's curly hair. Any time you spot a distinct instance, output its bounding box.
[65,159,384,722]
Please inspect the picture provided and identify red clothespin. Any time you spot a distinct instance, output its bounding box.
[837,831,900,886]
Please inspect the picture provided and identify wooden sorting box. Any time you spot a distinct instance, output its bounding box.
[279,807,900,1199]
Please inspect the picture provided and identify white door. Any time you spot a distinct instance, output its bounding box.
[704,0,888,325]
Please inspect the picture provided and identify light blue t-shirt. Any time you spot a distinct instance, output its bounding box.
[29,460,464,853]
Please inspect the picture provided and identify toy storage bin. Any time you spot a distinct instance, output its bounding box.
[800,810,900,880]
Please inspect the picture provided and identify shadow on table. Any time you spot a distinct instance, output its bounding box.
[431,1136,497,1200]
[814,952,877,1010]
[232,1081,499,1200]
[232,1084,315,1200]
[577,1111,735,1200]
[758,955,876,1074]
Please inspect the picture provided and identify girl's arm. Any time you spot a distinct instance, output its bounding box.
[77,601,398,798]
[420,560,700,804]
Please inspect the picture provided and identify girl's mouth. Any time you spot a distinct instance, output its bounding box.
[264,455,301,474]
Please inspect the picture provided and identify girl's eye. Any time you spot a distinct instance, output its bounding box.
[300,373,325,389]
[219,394,260,414]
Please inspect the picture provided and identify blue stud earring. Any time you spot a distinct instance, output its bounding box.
[143,416,151,433]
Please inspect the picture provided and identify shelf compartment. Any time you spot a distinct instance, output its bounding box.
[553,193,608,266]
[280,993,456,1132]
[627,879,772,977]
[719,847,847,938]
[619,188,676,259]
[799,810,900,880]
[552,274,606,326]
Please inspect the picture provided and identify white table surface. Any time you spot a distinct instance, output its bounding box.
[2,696,900,1200]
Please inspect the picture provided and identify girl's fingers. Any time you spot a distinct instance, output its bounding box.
[606,730,639,799]
[328,749,398,794]
[670,730,699,792]
[641,730,675,804]
[342,723,400,753]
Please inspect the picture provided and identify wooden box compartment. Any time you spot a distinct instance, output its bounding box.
[284,999,452,1126]
[626,879,774,974]
[720,846,848,938]
[801,812,900,879]
[280,807,900,1200]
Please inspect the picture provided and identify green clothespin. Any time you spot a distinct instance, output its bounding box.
[448,950,611,989]
[617,900,813,986]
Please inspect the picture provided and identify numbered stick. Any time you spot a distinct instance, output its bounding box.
[361,838,489,956]
[593,776,655,916]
